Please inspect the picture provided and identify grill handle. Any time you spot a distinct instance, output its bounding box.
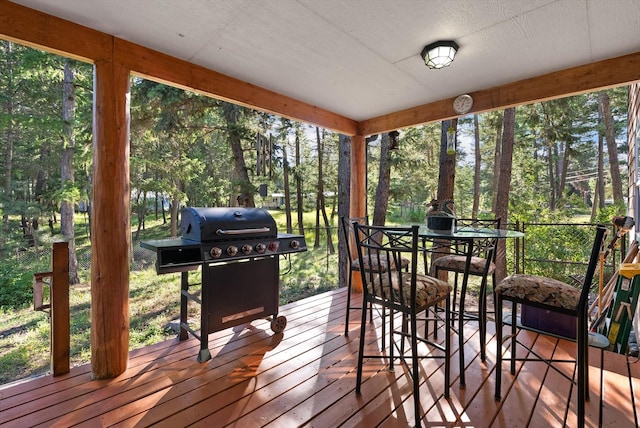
[216,227,271,235]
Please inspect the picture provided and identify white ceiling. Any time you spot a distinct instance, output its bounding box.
[11,0,640,121]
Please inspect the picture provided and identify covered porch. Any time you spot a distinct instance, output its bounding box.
[2,0,640,380]
[1,287,638,427]
[1,2,640,426]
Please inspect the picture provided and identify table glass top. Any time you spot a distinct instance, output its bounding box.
[415,225,524,239]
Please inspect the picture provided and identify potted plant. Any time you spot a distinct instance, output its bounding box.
[425,199,456,233]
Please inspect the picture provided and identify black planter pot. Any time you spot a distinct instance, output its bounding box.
[427,216,454,233]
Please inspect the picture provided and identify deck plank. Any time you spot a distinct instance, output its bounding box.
[91,296,351,427]
[529,350,574,427]
[599,347,638,427]
[0,287,638,427]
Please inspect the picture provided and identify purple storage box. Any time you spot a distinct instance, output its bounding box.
[521,304,577,339]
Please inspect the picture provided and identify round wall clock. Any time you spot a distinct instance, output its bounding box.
[453,94,473,114]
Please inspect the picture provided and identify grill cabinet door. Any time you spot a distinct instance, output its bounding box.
[202,257,279,333]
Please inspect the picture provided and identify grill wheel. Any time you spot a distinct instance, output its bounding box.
[271,315,287,334]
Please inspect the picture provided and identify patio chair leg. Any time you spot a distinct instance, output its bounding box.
[355,293,368,394]
[411,312,422,427]
[494,293,503,401]
[510,304,517,374]
[451,271,459,315]
[345,273,352,336]
[444,294,451,398]
[388,307,395,371]
[577,326,585,427]
[459,294,466,387]
[478,275,488,362]
[381,306,387,349]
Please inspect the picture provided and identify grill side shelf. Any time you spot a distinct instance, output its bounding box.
[141,239,202,274]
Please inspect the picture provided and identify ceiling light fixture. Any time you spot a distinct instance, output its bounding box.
[421,40,459,69]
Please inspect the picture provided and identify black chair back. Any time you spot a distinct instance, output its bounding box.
[340,215,368,264]
[354,224,419,309]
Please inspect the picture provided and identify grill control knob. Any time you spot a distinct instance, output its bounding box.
[255,243,267,253]
[227,246,238,256]
[290,240,300,250]
[268,241,279,252]
[209,247,222,258]
[241,244,252,255]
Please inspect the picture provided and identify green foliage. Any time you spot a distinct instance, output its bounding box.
[593,202,627,224]
[387,124,441,207]
[387,206,425,223]
[1,252,49,307]
[52,179,82,206]
[522,223,597,281]
[0,264,37,308]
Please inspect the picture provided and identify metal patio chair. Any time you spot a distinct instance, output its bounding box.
[494,224,609,427]
[354,223,452,426]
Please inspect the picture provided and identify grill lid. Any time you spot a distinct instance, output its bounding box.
[181,207,277,242]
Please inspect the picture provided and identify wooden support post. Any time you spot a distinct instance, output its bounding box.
[91,58,131,379]
[51,241,70,376]
[350,134,366,292]
[349,134,366,220]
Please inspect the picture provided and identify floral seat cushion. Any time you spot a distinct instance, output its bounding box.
[369,272,452,309]
[433,254,495,275]
[352,255,410,273]
[495,274,580,310]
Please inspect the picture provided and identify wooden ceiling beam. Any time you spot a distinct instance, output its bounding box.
[114,38,358,135]
[0,0,111,63]
[360,51,640,136]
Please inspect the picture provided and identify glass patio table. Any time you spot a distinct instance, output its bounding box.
[414,225,524,387]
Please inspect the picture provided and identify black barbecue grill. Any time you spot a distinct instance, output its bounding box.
[141,207,306,362]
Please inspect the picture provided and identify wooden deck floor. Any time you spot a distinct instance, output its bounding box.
[1,287,638,427]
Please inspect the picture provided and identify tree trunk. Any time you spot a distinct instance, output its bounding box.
[472,114,481,218]
[2,41,14,229]
[316,127,336,254]
[61,60,79,284]
[170,192,180,237]
[282,136,293,234]
[314,127,322,248]
[170,138,181,238]
[600,91,624,203]
[295,130,304,235]
[437,120,456,201]
[546,139,556,210]
[559,140,570,205]
[223,103,255,207]
[597,105,606,210]
[590,180,599,222]
[372,132,392,226]
[433,120,457,280]
[338,134,350,288]
[495,108,515,282]
[491,117,503,213]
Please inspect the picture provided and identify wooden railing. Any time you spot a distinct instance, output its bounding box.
[33,241,70,376]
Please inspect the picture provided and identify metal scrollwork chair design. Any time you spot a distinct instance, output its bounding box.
[494,224,609,427]
[354,223,452,426]
[341,215,409,336]
[432,217,501,365]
